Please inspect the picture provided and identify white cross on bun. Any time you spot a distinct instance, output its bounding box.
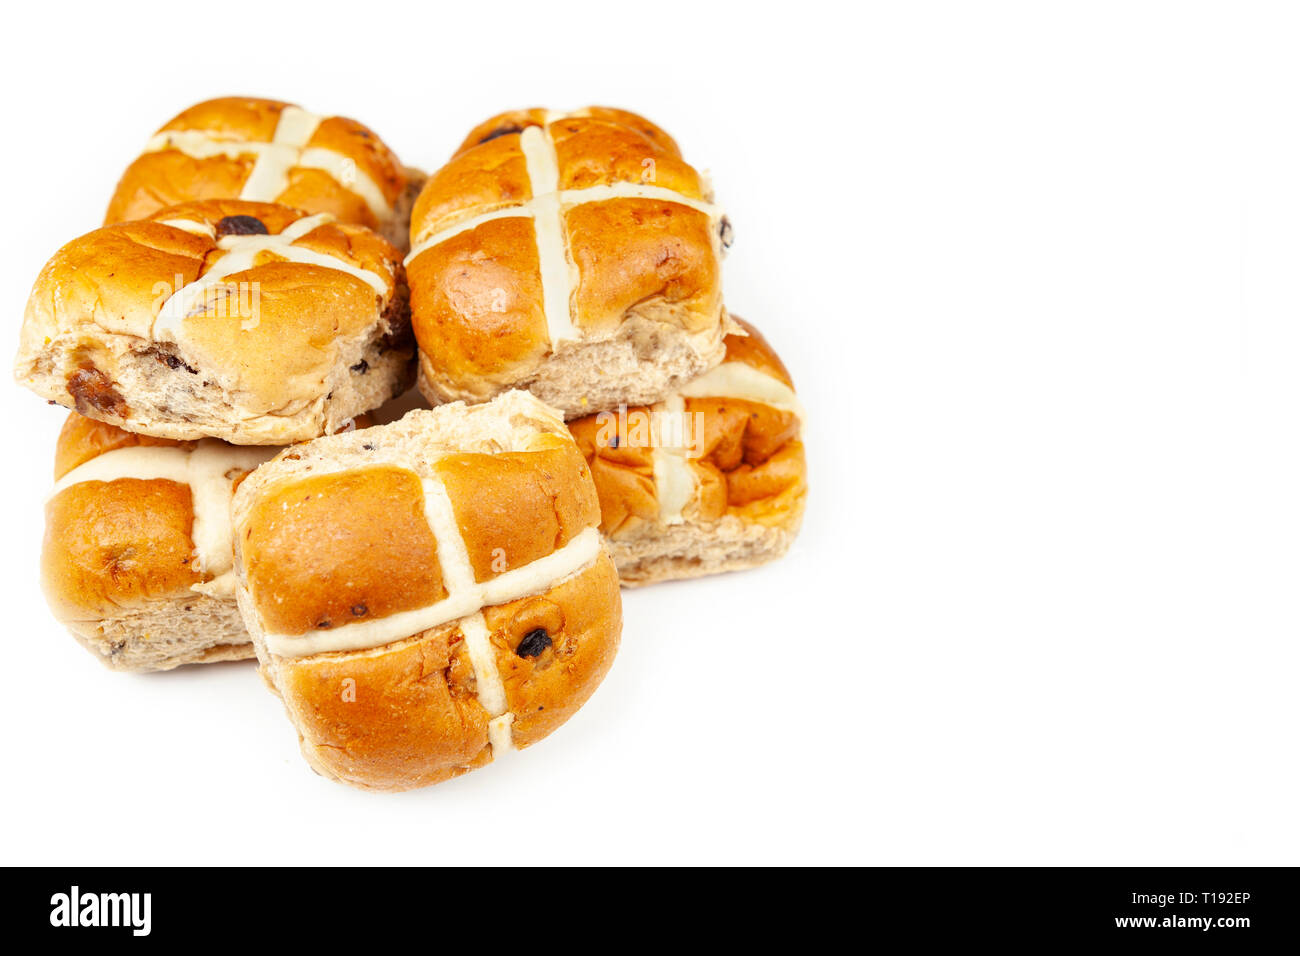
[43,412,266,670]
[42,412,375,671]
[106,96,425,251]
[231,391,622,791]
[569,318,807,584]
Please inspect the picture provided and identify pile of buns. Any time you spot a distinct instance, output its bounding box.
[15,98,807,791]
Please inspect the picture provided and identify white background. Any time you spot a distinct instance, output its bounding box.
[2,0,1298,865]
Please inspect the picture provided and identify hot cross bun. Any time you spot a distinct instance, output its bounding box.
[232,391,622,790]
[568,318,806,583]
[106,97,423,250]
[406,106,734,418]
[16,200,413,444]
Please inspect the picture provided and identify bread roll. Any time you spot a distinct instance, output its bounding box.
[15,200,414,445]
[568,318,806,584]
[105,97,423,250]
[232,391,622,790]
[42,412,374,671]
[43,413,270,670]
[406,106,733,418]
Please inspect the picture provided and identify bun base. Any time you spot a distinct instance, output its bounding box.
[417,311,730,420]
[610,512,802,586]
[63,593,252,672]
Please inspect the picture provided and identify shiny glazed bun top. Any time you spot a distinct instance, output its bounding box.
[232,392,622,790]
[42,412,274,648]
[406,106,732,417]
[569,317,806,539]
[106,97,416,244]
[15,199,412,444]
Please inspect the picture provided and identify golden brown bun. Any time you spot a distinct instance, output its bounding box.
[53,412,192,478]
[45,477,200,622]
[105,97,423,250]
[243,465,449,635]
[232,391,621,790]
[455,107,683,158]
[407,106,731,418]
[42,411,375,671]
[568,318,807,584]
[15,200,414,445]
[717,319,795,388]
[433,442,596,580]
[486,557,621,749]
[43,413,258,670]
[270,556,620,790]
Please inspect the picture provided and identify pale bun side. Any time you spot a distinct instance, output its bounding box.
[59,597,254,672]
[606,513,801,586]
[416,310,728,419]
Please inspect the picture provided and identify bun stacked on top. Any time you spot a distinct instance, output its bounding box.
[405,107,733,417]
[17,200,413,445]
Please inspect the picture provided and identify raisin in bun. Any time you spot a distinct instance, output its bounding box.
[568,318,806,584]
[406,106,734,419]
[106,97,424,250]
[42,412,374,671]
[15,200,413,445]
[232,391,622,791]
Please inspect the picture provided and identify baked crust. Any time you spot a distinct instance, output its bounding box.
[233,392,621,790]
[105,96,422,249]
[455,107,683,159]
[42,411,375,670]
[568,318,807,584]
[269,555,619,790]
[407,107,730,418]
[487,555,621,748]
[54,411,193,477]
[45,478,201,624]
[42,412,265,671]
[243,466,449,635]
[15,200,414,444]
[432,442,599,580]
